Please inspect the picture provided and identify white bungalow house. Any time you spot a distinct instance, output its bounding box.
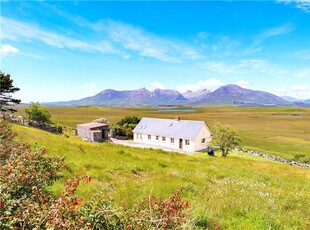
[132,117,212,153]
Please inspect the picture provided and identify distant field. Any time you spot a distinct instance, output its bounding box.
[16,106,310,163]
[12,124,310,229]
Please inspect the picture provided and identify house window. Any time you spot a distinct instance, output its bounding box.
[136,134,139,139]
[156,135,159,141]
[185,139,190,145]
[170,138,174,144]
[201,138,206,143]
[162,137,166,142]
[140,134,142,139]
[148,135,151,140]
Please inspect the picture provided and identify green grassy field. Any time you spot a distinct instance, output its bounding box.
[12,123,310,229]
[16,106,310,163]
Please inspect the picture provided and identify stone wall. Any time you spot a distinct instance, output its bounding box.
[1,112,62,134]
[235,147,310,168]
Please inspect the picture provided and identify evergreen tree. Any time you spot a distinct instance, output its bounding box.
[0,71,21,112]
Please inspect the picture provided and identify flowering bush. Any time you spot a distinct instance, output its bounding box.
[80,193,124,230]
[0,119,189,229]
[0,119,64,228]
[127,189,189,229]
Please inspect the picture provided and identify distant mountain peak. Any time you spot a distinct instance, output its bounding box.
[137,87,149,91]
[45,84,292,107]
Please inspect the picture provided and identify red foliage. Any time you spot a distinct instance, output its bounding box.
[185,201,189,209]
[128,189,188,229]
[85,176,91,183]
[41,148,46,155]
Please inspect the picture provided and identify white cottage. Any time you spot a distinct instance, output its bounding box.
[132,117,212,153]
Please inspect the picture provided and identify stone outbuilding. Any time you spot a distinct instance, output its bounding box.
[76,122,108,142]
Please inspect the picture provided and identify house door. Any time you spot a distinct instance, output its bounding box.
[179,139,183,149]
[102,129,105,140]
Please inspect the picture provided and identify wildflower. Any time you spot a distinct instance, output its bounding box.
[72,199,79,206]
[0,203,4,208]
[41,148,46,155]
[126,223,131,230]
[86,176,92,183]
[184,201,189,209]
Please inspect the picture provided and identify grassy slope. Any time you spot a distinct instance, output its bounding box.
[13,124,310,229]
[16,106,310,163]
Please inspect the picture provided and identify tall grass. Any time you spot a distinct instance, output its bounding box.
[12,124,310,229]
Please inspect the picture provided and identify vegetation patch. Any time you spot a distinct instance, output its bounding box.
[10,123,310,229]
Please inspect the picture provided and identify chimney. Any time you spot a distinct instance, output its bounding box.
[175,116,180,121]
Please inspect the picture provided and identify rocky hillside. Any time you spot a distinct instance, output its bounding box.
[46,84,290,106]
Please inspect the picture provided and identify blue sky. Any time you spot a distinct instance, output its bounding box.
[1,0,310,102]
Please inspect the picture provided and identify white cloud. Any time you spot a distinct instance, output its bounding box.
[176,77,224,93]
[295,69,310,78]
[203,61,236,74]
[0,44,19,56]
[93,20,201,63]
[1,17,122,56]
[292,85,309,91]
[288,85,310,99]
[151,81,165,89]
[278,0,310,13]
[1,16,202,63]
[244,23,295,54]
[39,4,203,62]
[236,80,249,88]
[202,59,287,76]
[273,88,288,95]
[198,78,225,87]
[296,50,310,60]
[83,82,100,95]
[258,23,295,39]
[176,84,202,93]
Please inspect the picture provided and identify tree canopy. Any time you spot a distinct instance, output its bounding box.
[112,116,141,138]
[0,71,21,112]
[212,124,242,157]
[116,116,141,126]
[25,102,52,124]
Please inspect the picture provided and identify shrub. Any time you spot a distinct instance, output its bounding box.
[212,124,241,157]
[127,189,188,229]
[111,116,141,139]
[80,194,124,230]
[0,119,64,228]
[116,116,141,126]
[0,119,189,229]
[25,102,52,124]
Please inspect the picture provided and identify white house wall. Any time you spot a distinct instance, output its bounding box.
[133,133,195,153]
[133,124,212,153]
[193,124,212,152]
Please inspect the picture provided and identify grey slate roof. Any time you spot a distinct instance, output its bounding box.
[77,122,108,129]
[132,117,207,140]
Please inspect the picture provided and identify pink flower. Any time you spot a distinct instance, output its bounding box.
[184,201,189,209]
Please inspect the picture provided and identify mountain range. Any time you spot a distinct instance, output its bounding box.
[46,84,309,107]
